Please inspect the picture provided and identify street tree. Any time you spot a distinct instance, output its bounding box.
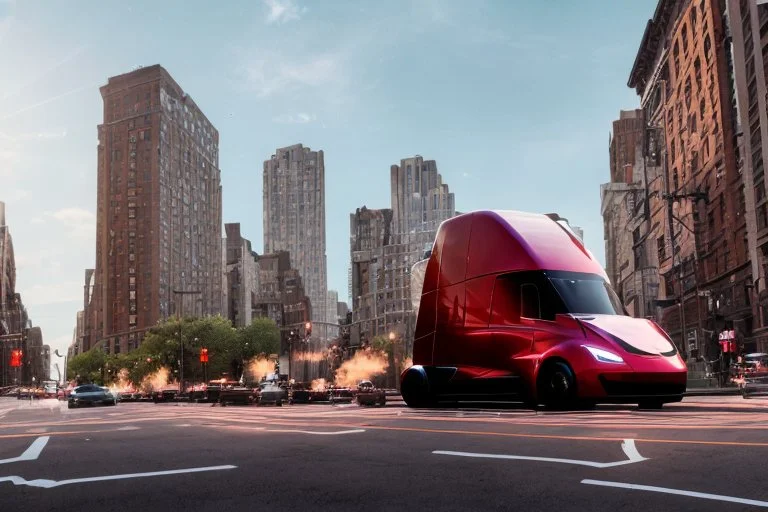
[67,348,107,384]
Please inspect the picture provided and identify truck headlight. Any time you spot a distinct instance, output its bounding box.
[583,345,624,364]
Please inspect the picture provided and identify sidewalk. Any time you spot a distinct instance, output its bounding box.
[685,387,741,397]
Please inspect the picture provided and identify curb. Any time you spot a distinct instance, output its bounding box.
[684,389,741,397]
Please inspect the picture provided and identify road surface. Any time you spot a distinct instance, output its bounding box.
[1,396,767,511]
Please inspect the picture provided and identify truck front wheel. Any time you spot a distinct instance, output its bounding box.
[537,360,577,410]
[401,367,435,408]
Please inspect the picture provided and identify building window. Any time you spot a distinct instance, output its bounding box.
[657,235,666,262]
[704,34,712,62]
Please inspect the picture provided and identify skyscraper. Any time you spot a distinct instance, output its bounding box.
[223,223,259,328]
[347,157,455,353]
[86,65,223,354]
[263,144,327,326]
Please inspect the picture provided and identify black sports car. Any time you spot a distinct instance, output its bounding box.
[67,384,117,409]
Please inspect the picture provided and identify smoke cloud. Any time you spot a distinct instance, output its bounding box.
[247,357,275,382]
[140,367,175,393]
[310,378,328,391]
[334,350,388,388]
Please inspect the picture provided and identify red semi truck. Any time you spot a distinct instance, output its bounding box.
[401,210,687,410]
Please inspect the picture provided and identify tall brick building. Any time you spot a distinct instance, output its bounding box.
[627,0,752,357]
[0,202,30,386]
[263,144,328,327]
[86,65,223,354]
[728,0,768,350]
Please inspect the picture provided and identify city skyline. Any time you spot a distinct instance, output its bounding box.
[0,0,656,360]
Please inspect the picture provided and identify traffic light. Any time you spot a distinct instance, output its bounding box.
[10,349,22,367]
[305,322,312,336]
[200,347,208,363]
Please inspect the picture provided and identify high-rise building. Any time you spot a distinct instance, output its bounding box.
[253,251,312,379]
[349,157,455,359]
[86,65,223,354]
[601,109,661,319]
[727,0,768,351]
[223,223,259,328]
[628,0,751,357]
[390,156,455,240]
[350,206,394,343]
[0,202,34,387]
[326,290,339,325]
[263,144,327,327]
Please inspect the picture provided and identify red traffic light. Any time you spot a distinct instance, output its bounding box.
[10,349,22,367]
[200,347,209,363]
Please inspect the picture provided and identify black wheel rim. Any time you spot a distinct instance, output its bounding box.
[549,371,570,398]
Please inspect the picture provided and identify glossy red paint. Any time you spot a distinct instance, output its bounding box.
[402,210,687,408]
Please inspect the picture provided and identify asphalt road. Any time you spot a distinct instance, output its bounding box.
[2,396,768,511]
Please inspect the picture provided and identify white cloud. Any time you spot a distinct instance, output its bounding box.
[50,207,95,239]
[238,52,345,99]
[273,112,316,124]
[22,281,82,306]
[264,0,305,24]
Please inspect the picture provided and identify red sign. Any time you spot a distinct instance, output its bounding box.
[10,349,22,367]
[200,348,208,363]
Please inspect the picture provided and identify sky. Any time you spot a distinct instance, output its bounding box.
[0,0,656,369]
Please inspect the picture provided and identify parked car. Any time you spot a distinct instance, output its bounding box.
[401,210,687,410]
[68,384,117,408]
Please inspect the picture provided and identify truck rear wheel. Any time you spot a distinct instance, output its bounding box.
[401,367,435,408]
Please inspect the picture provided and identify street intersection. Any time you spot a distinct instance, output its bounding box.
[1,396,767,511]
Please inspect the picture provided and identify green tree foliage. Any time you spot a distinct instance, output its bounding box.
[67,348,107,384]
[371,335,394,357]
[100,315,282,386]
[238,317,281,359]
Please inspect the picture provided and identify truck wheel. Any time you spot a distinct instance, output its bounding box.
[401,367,435,408]
[537,360,577,410]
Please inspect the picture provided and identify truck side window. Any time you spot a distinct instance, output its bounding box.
[490,275,521,325]
[521,284,541,319]
[521,275,563,321]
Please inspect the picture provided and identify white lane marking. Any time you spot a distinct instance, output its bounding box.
[582,479,768,508]
[25,428,48,434]
[264,429,366,436]
[0,436,49,465]
[433,439,647,468]
[116,426,139,431]
[0,465,237,489]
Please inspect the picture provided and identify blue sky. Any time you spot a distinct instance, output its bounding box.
[0,0,655,362]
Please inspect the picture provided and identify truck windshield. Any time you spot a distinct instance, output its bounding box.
[547,273,625,315]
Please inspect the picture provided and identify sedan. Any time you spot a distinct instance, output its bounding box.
[67,384,117,409]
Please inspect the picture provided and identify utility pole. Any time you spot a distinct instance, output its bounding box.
[663,190,709,359]
[173,289,201,394]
